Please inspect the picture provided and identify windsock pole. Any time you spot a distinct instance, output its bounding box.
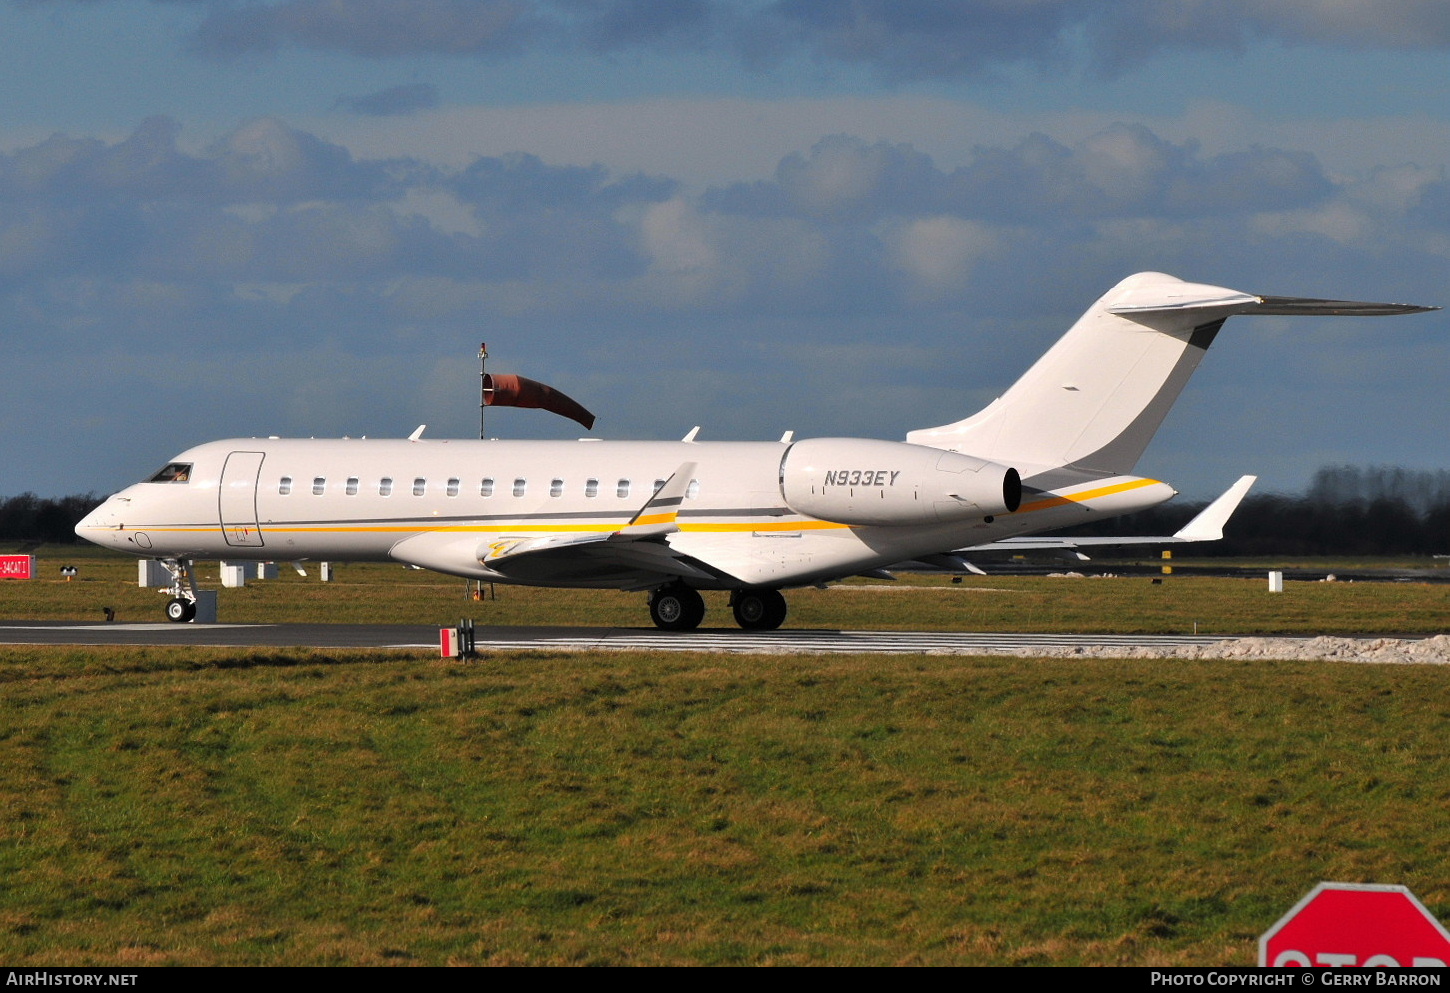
[479,342,488,439]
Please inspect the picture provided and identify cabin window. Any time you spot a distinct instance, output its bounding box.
[585,478,599,498]
[413,478,426,497]
[446,478,460,497]
[278,476,292,496]
[550,478,564,498]
[513,478,527,497]
[148,462,192,483]
[312,477,326,496]
[653,478,666,493]
[686,479,700,500]
[345,477,359,496]
[379,477,394,497]
[480,478,494,498]
[616,479,630,498]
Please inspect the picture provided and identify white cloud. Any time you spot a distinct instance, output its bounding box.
[396,186,481,237]
[883,216,995,303]
[307,96,1014,187]
[639,198,715,274]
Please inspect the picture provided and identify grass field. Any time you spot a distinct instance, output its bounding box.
[5,544,1450,634]
[1,647,1447,966]
[1,545,1448,965]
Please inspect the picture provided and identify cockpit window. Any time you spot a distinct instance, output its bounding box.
[148,463,192,483]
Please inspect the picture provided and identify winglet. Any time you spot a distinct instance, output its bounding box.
[613,462,697,539]
[1173,475,1257,542]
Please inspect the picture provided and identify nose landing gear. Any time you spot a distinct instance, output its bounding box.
[157,558,199,622]
[165,596,197,623]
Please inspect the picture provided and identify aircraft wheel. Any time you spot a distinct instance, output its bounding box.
[649,585,705,631]
[165,597,196,623]
[732,589,787,631]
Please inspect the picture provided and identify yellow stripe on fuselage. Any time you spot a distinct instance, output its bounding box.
[135,519,852,536]
[123,479,1160,539]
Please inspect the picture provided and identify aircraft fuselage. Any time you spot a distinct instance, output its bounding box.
[76,436,1174,591]
[74,273,1434,627]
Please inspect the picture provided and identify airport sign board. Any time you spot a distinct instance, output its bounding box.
[0,555,34,579]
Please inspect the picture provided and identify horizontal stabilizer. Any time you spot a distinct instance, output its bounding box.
[1109,292,1435,320]
[1251,297,1437,317]
[1107,287,1258,316]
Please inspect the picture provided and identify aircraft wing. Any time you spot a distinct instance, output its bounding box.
[392,461,743,588]
[954,474,1257,554]
[481,458,698,566]
[479,530,729,586]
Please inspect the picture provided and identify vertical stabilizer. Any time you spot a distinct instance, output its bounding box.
[906,272,1433,477]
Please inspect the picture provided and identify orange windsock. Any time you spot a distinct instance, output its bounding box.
[482,373,596,430]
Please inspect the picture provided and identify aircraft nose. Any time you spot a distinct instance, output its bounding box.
[75,505,100,539]
[75,498,121,543]
[75,507,103,542]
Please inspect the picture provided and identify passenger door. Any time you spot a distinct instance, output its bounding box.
[219,451,266,547]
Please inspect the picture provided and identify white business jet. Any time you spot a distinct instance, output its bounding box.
[75,272,1434,628]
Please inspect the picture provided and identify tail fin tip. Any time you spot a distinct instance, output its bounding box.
[908,274,1435,477]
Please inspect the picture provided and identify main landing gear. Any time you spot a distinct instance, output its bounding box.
[730,588,788,631]
[646,584,789,631]
[158,558,198,623]
[648,584,705,631]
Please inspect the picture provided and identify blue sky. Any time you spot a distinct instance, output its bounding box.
[3,0,1449,501]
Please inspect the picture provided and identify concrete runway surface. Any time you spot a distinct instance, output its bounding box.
[0,621,1231,655]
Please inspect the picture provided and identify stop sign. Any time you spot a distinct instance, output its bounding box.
[1260,882,1450,967]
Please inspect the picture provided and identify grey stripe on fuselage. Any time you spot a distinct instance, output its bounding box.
[134,506,801,530]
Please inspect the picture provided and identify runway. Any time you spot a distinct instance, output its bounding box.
[0,620,1231,655]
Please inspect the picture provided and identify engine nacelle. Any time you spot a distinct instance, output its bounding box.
[780,438,1021,527]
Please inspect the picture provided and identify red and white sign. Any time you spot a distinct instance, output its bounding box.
[440,627,460,659]
[1260,882,1450,967]
[0,555,34,579]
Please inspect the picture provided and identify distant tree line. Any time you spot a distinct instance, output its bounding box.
[0,493,100,545]
[4,465,1449,555]
[1069,466,1450,557]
